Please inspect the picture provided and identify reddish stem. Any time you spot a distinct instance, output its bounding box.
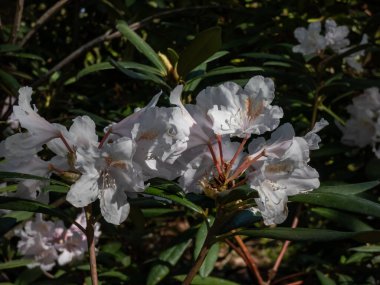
[267,205,301,284]
[98,129,111,149]
[226,134,249,177]
[216,134,224,168]
[207,142,223,178]
[85,205,98,285]
[234,236,265,285]
[226,151,264,184]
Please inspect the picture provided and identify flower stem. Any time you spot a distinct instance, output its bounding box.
[85,205,98,285]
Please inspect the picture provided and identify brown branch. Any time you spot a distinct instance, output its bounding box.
[85,204,98,285]
[9,0,24,44]
[20,0,71,47]
[234,236,266,285]
[267,206,302,284]
[31,5,219,88]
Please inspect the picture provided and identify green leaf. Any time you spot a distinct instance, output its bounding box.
[316,270,337,285]
[186,66,264,83]
[145,187,205,215]
[173,275,239,285]
[315,181,379,195]
[350,245,380,253]
[0,44,21,53]
[0,171,69,187]
[141,208,179,217]
[177,27,222,77]
[2,211,34,222]
[199,242,220,278]
[194,217,214,260]
[77,61,162,79]
[222,209,262,232]
[0,197,76,226]
[0,259,33,270]
[147,238,192,285]
[99,271,129,281]
[311,207,373,232]
[223,228,380,243]
[0,184,17,193]
[109,58,169,88]
[290,192,380,218]
[116,20,167,75]
[0,69,20,93]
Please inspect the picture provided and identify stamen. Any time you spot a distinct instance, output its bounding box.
[59,133,74,154]
[207,142,223,177]
[226,150,264,183]
[216,134,224,169]
[98,129,111,149]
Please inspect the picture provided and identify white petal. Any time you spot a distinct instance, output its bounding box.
[66,174,99,207]
[99,187,130,225]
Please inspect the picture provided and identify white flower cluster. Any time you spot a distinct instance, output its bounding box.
[339,87,380,158]
[293,19,368,72]
[0,77,327,226]
[15,213,100,271]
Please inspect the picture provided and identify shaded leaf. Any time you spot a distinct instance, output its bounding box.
[199,242,220,278]
[290,192,380,218]
[316,270,337,285]
[116,21,167,74]
[0,259,33,270]
[177,27,222,77]
[145,187,204,215]
[173,275,239,285]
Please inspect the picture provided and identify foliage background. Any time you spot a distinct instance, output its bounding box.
[1,0,380,284]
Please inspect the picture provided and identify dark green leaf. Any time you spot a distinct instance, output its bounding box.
[290,192,380,218]
[350,245,380,253]
[145,187,205,215]
[173,275,239,285]
[0,171,69,187]
[0,259,33,270]
[147,239,192,285]
[194,217,214,260]
[116,21,167,75]
[199,242,220,278]
[223,228,380,242]
[0,69,20,93]
[316,270,337,285]
[177,27,222,77]
[77,61,162,79]
[0,44,21,53]
[312,207,373,231]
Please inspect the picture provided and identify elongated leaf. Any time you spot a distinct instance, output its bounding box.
[109,58,170,88]
[177,27,222,77]
[350,245,380,253]
[0,259,33,270]
[316,270,337,285]
[0,171,69,187]
[222,228,380,243]
[194,217,214,259]
[147,239,191,285]
[0,69,20,93]
[0,44,21,53]
[0,184,17,193]
[116,21,167,75]
[173,275,239,285]
[187,66,264,82]
[290,192,380,218]
[145,187,204,215]
[199,242,220,278]
[0,197,73,224]
[315,181,379,195]
[223,209,262,232]
[77,61,162,79]
[312,208,373,231]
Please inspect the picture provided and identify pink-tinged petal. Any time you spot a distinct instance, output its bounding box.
[99,187,130,225]
[66,173,99,207]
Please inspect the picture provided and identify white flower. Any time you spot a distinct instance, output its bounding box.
[0,155,52,203]
[16,214,64,271]
[197,76,283,138]
[293,21,327,56]
[248,124,320,225]
[66,137,145,225]
[324,19,350,52]
[0,87,67,157]
[339,87,379,148]
[56,212,101,266]
[110,86,193,180]
[304,118,329,150]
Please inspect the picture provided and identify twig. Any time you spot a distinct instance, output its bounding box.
[234,236,265,285]
[272,272,307,285]
[9,0,24,44]
[85,204,98,285]
[20,0,71,47]
[267,205,301,284]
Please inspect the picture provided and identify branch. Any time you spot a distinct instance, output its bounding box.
[20,0,71,47]
[9,0,24,44]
